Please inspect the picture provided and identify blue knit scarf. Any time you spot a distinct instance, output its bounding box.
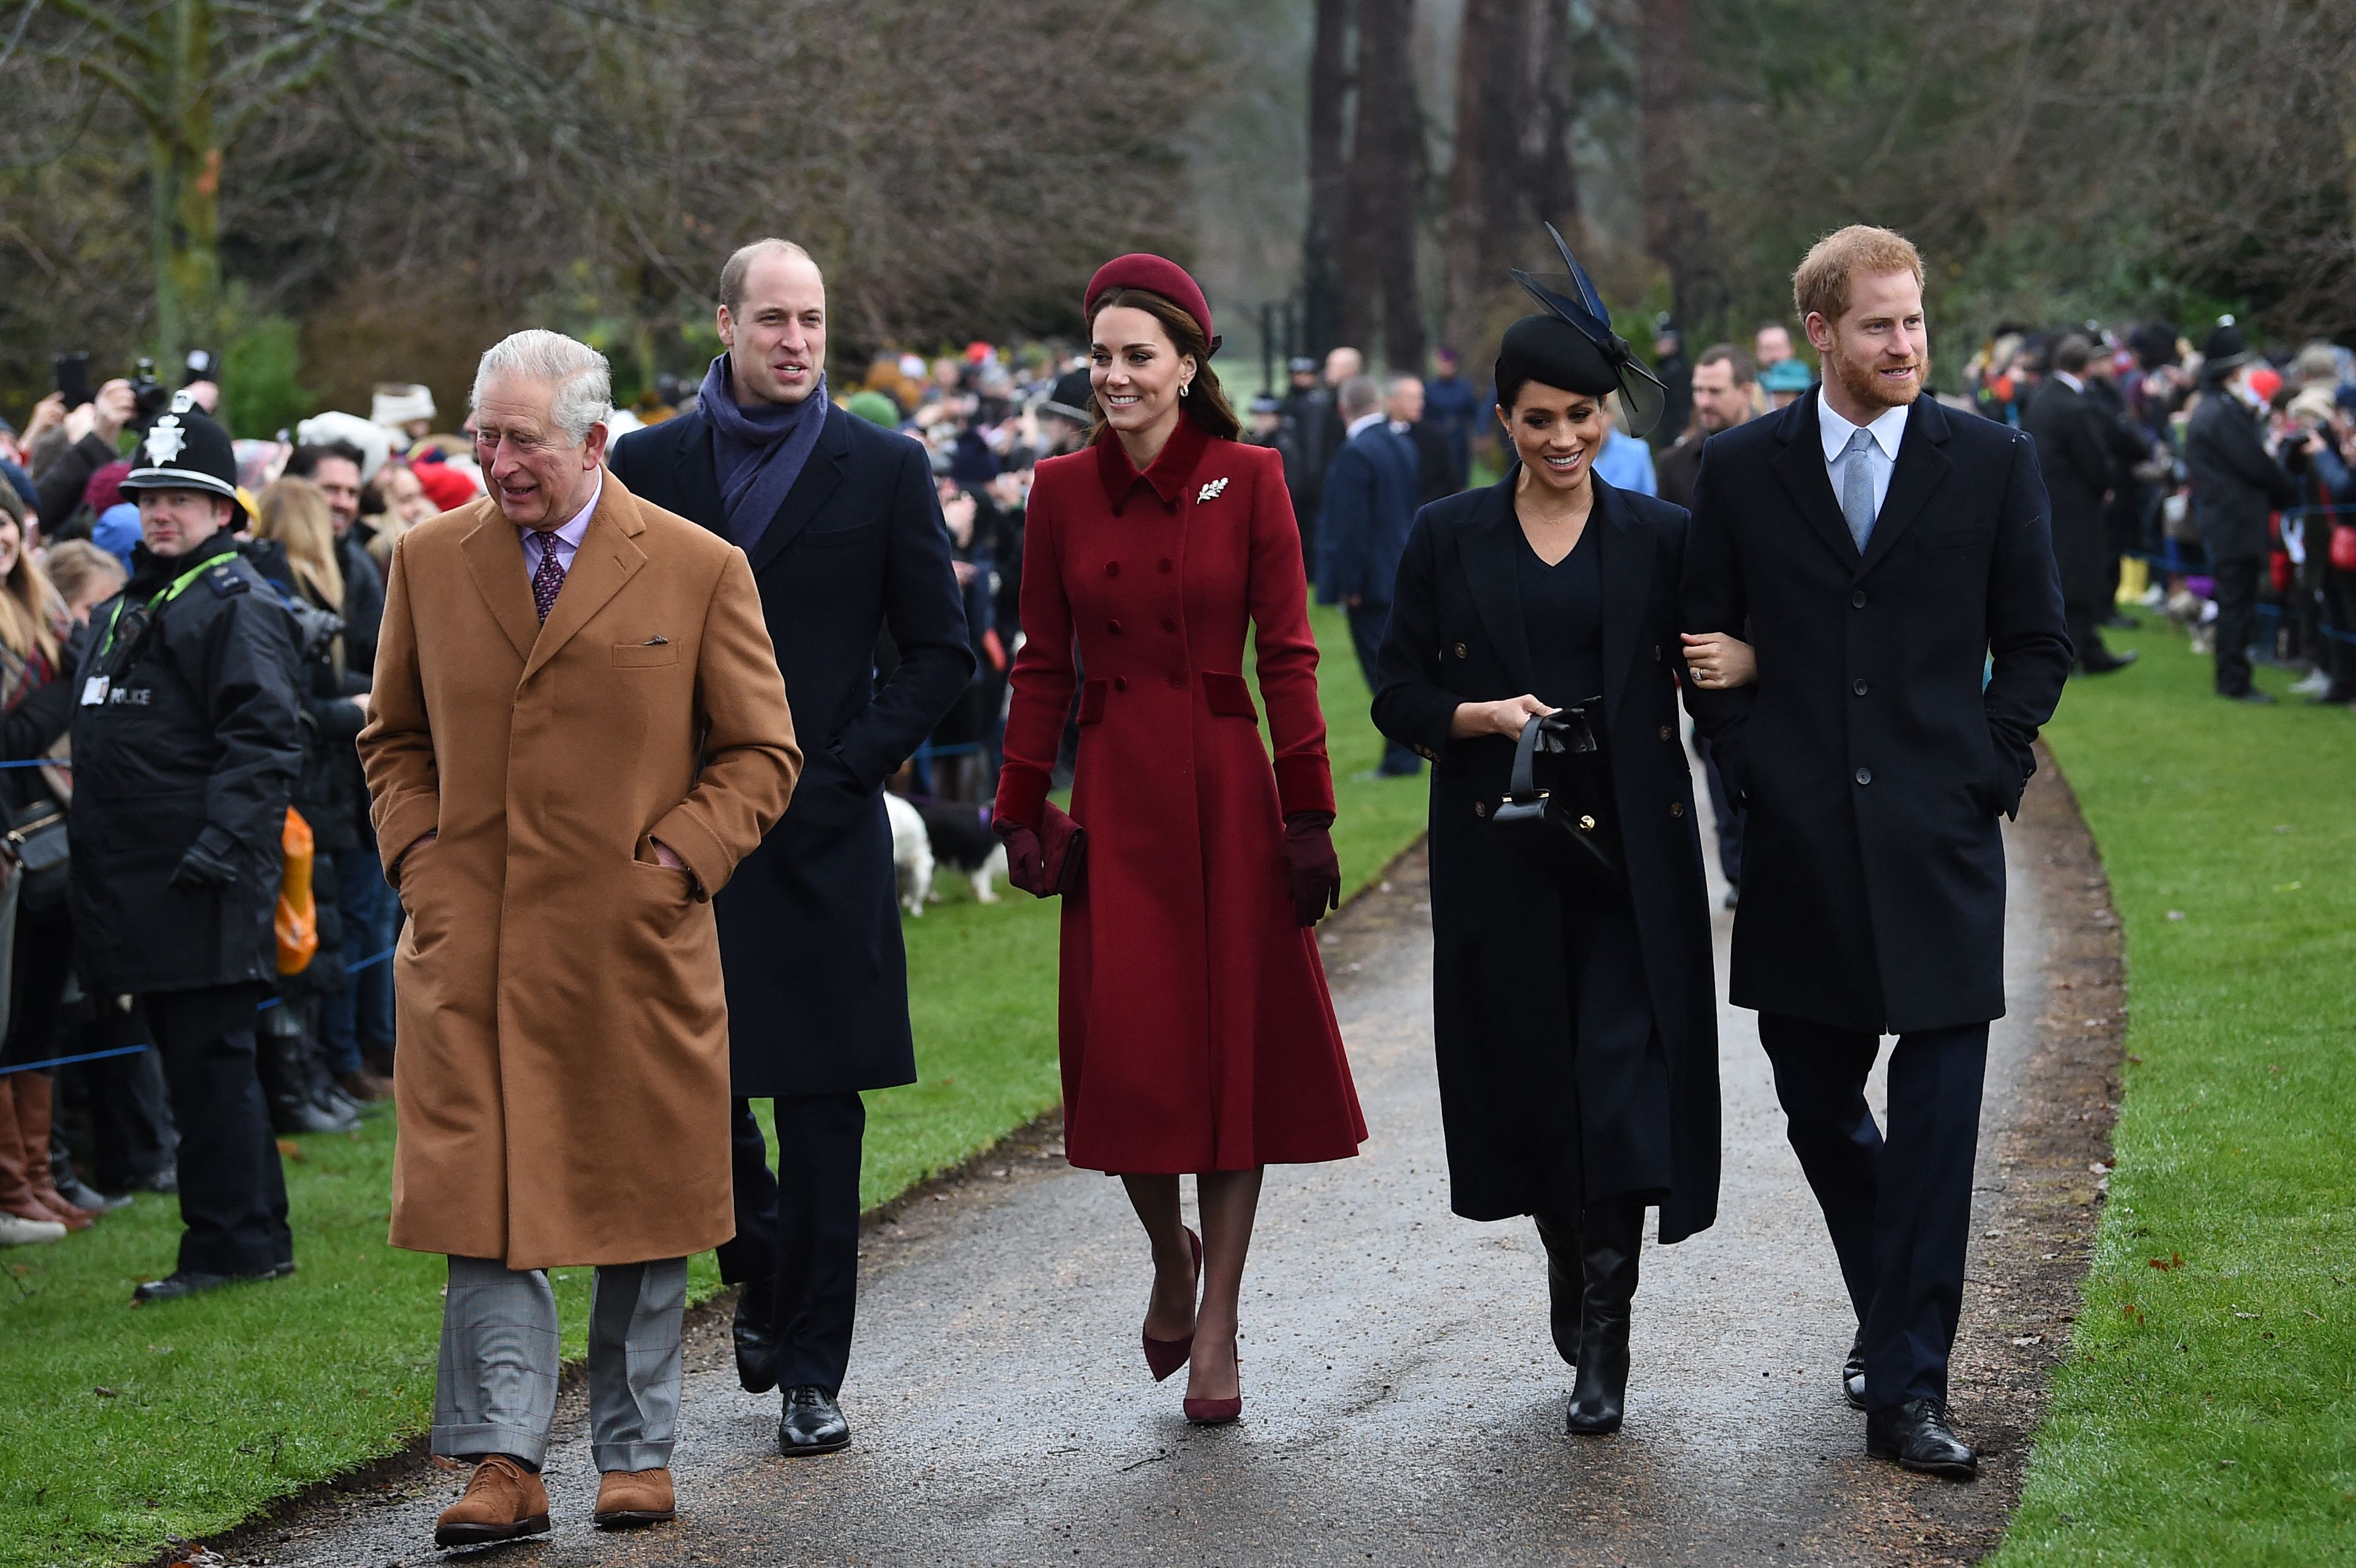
[700,354,830,553]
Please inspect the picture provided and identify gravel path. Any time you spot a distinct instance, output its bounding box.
[249,747,2085,1568]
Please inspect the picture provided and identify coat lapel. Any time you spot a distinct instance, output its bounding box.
[667,410,728,540]
[1595,478,1653,720]
[747,404,851,577]
[522,472,648,681]
[1856,396,1954,577]
[1459,476,1536,691]
[1768,393,1865,573]
[458,501,540,665]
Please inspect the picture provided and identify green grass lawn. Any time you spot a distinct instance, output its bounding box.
[0,606,1429,1568]
[1995,621,2356,1566]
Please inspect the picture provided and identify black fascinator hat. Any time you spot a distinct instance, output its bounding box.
[1509,222,1670,438]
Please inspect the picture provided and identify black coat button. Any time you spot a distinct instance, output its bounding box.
[1653,643,1662,661]
[1855,766,1873,786]
[1113,676,1128,692]
[1852,678,1869,696]
[1453,642,1468,659]
[1107,619,1123,635]
[1474,800,1488,817]
[1852,590,1868,609]
[1659,725,1673,742]
[1670,801,1685,818]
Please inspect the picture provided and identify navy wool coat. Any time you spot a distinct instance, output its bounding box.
[1680,392,2072,1036]
[611,403,973,1095]
[1372,474,1721,1244]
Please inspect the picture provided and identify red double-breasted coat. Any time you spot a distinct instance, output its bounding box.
[995,419,1366,1173]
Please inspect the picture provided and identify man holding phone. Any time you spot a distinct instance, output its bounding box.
[34,359,140,536]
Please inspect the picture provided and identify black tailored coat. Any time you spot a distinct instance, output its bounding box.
[611,403,973,1095]
[1371,474,1720,1244]
[2022,378,2117,611]
[2185,388,2300,563]
[1681,394,2073,1035]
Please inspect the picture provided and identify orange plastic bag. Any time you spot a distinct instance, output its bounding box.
[276,808,318,976]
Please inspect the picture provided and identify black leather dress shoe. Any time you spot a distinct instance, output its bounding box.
[2078,648,2138,674]
[778,1386,851,1457]
[1866,1397,1977,1479]
[733,1285,779,1394]
[1842,1333,1867,1411]
[2227,689,2278,705]
[132,1261,294,1304]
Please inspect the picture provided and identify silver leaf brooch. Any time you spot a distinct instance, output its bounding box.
[1197,477,1229,504]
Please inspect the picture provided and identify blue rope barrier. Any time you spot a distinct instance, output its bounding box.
[0,944,399,1072]
[0,758,64,769]
[0,1043,149,1076]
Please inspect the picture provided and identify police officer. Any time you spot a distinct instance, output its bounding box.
[69,394,305,1304]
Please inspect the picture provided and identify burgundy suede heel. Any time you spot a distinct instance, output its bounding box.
[1142,1228,1203,1382]
[1183,1347,1243,1425]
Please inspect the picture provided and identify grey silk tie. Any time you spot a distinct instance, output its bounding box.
[1841,427,1879,552]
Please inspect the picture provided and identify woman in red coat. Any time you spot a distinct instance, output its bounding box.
[994,255,1365,1424]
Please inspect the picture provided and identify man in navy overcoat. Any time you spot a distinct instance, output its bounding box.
[611,239,971,1458]
[1681,226,2071,1479]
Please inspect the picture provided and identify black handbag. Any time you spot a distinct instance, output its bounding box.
[2,796,68,911]
[1490,707,1625,895]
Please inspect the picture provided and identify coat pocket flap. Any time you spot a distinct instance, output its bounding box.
[1202,671,1257,720]
[1077,678,1109,725]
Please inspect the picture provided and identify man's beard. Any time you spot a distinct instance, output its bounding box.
[1830,345,1927,413]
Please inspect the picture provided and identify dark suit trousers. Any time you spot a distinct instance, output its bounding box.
[2210,555,2263,695]
[1757,1013,1988,1409]
[1346,603,1421,775]
[719,1093,864,1395]
[144,983,293,1277]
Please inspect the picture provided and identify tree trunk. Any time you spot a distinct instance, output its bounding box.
[146,0,223,363]
[1342,0,1424,370]
[1639,0,1710,329]
[1303,0,1354,359]
[1442,0,1579,360]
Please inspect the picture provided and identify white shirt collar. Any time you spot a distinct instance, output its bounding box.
[1817,387,1909,464]
[1346,411,1388,440]
[2052,370,2084,394]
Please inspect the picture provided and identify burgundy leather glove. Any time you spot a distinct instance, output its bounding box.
[993,802,1088,898]
[993,816,1052,897]
[1283,811,1341,927]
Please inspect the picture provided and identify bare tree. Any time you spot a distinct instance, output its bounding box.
[1303,0,1353,356]
[1339,0,1426,368]
[1441,0,1579,359]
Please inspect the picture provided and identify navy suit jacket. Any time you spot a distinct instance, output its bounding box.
[610,402,973,1094]
[1316,421,1420,607]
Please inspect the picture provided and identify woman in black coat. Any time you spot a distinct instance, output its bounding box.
[1372,311,1750,1435]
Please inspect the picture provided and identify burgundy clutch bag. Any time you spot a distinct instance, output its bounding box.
[1037,801,1088,896]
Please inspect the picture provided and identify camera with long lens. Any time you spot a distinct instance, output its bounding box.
[129,356,174,425]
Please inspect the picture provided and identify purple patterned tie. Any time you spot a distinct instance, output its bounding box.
[530,531,565,622]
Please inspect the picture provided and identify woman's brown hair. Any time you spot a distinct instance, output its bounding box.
[0,502,62,668]
[1085,286,1241,444]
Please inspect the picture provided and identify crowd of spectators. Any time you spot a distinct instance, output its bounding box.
[1,302,2339,1261]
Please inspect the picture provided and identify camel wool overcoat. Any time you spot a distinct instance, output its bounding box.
[359,469,801,1269]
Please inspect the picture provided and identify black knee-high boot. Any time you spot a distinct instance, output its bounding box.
[1565,1198,1644,1435]
[1532,1209,1583,1367]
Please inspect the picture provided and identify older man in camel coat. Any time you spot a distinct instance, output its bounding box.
[360,330,799,1546]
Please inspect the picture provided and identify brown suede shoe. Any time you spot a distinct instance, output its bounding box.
[593,1467,676,1529]
[433,1455,551,1547]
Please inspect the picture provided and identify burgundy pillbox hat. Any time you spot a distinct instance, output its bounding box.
[1083,254,1221,357]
